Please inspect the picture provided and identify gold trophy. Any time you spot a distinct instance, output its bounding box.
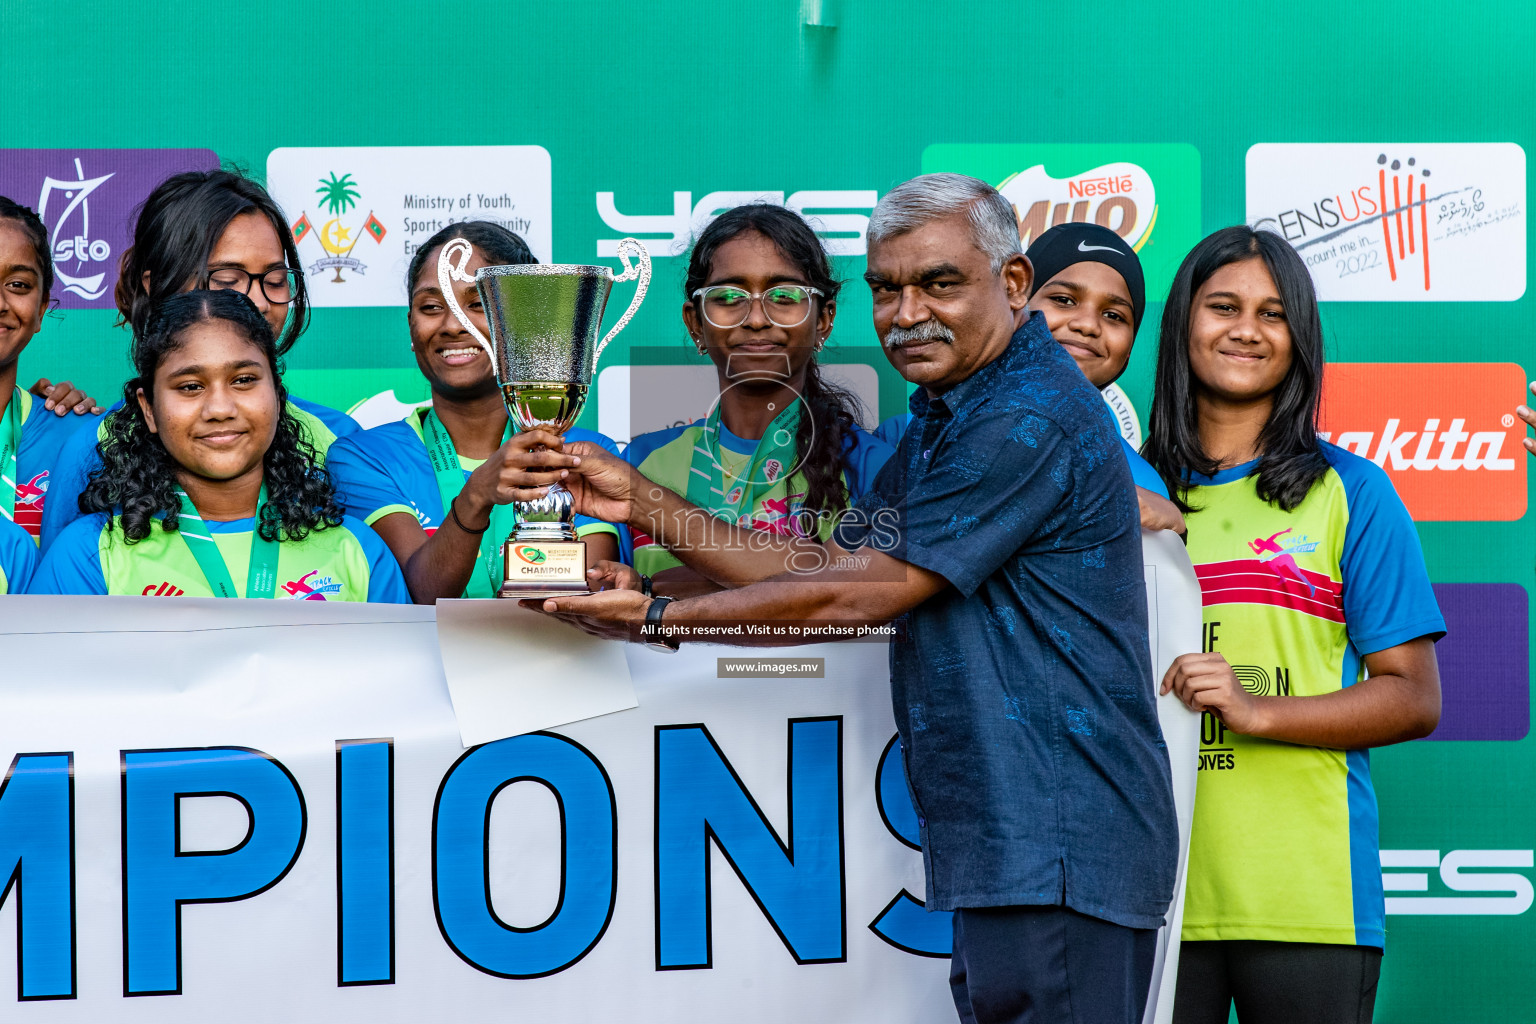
[437,237,651,598]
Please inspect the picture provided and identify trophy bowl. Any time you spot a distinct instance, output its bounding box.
[437,238,651,598]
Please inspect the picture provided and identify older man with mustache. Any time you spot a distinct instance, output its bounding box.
[535,173,1178,1024]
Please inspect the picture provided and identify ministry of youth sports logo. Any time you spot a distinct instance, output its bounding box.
[290,172,388,283]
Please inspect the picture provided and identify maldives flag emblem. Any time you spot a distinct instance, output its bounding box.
[291,213,313,245]
[363,211,386,243]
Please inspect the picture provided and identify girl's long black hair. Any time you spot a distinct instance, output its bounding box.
[82,290,343,543]
[685,203,862,518]
[113,170,309,356]
[405,220,536,295]
[1144,226,1330,513]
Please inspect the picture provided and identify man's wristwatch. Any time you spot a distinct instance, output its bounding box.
[643,596,680,652]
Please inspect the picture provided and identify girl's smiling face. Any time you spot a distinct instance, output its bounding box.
[138,320,278,485]
[1187,257,1294,405]
[0,221,47,372]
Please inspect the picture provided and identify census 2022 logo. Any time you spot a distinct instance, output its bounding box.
[1318,363,1526,521]
[0,149,218,309]
[268,146,552,307]
[920,144,1202,296]
[595,190,878,259]
[1246,143,1526,301]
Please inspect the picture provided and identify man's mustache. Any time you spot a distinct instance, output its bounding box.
[883,320,956,350]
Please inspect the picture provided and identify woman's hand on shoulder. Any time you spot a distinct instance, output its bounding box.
[30,378,103,416]
[1137,486,1187,536]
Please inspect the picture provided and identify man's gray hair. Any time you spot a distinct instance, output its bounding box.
[868,173,1023,272]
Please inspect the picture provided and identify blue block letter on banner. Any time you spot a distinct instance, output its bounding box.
[0,753,75,999]
[868,735,950,957]
[337,739,393,985]
[121,747,307,996]
[432,733,617,978]
[655,717,845,969]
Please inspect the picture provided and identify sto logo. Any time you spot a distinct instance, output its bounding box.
[280,571,342,601]
[1248,528,1317,597]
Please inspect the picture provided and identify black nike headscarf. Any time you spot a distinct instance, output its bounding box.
[1025,222,1146,338]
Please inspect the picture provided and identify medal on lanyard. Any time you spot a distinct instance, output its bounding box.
[421,409,516,596]
[0,387,22,521]
[685,401,800,524]
[174,484,279,599]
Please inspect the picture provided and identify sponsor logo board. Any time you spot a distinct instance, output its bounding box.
[596,190,878,258]
[920,144,1202,296]
[267,146,552,307]
[1382,849,1534,915]
[1246,143,1526,301]
[0,148,219,308]
[1426,583,1529,742]
[596,362,882,445]
[1318,362,1526,521]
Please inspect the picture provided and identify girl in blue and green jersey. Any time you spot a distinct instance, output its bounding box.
[1145,227,1445,1024]
[40,170,359,552]
[324,221,623,603]
[0,196,110,590]
[30,290,407,603]
[618,203,893,597]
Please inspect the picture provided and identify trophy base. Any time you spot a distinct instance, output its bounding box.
[495,538,589,600]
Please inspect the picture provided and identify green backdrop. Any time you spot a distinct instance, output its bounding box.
[7,3,1533,1020]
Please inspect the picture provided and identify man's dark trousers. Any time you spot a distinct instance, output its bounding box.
[950,905,1158,1024]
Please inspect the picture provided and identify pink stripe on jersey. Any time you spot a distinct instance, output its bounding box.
[1195,558,1345,623]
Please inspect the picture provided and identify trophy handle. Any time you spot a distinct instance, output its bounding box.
[436,238,498,378]
[593,237,652,368]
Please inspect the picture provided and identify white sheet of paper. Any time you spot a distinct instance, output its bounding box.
[434,598,638,746]
[1140,528,1205,1024]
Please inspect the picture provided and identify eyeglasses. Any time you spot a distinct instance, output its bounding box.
[692,284,824,329]
[203,266,302,306]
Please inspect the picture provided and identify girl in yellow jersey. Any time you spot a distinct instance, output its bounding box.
[41,170,359,550]
[1145,227,1444,1024]
[31,290,406,603]
[616,203,893,598]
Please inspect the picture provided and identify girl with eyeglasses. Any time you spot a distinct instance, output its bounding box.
[1143,227,1443,1024]
[612,203,893,598]
[0,197,108,587]
[39,169,359,550]
[323,221,623,602]
[29,290,407,602]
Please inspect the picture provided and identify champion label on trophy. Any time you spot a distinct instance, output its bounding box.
[437,237,651,598]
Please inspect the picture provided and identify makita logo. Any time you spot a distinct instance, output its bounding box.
[1318,363,1526,520]
[1321,418,1515,471]
[140,582,185,597]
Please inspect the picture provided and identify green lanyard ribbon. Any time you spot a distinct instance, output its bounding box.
[684,401,800,525]
[421,408,516,599]
[174,484,279,599]
[0,387,22,521]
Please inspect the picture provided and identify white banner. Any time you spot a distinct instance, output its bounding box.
[0,536,1198,1021]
